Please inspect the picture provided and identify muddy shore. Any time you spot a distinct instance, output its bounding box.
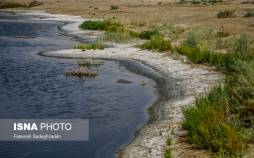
[12,10,223,158]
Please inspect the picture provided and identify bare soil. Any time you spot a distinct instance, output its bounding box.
[2,0,254,35]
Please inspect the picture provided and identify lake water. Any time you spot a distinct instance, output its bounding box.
[0,12,157,158]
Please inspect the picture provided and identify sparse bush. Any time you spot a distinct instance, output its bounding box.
[226,61,254,128]
[244,10,254,18]
[102,30,136,43]
[0,1,43,9]
[74,43,105,51]
[191,0,201,4]
[232,34,253,57]
[178,0,187,4]
[139,30,160,39]
[181,28,216,50]
[141,35,172,51]
[0,2,27,8]
[110,5,119,10]
[80,20,123,31]
[217,10,236,18]
[150,24,186,40]
[28,1,43,7]
[216,31,230,38]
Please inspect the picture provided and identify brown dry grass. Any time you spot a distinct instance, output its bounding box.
[2,0,254,35]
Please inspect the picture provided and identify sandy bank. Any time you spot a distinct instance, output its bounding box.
[15,10,223,158]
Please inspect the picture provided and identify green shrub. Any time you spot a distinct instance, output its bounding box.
[226,61,254,129]
[191,0,201,4]
[0,2,27,8]
[102,30,136,43]
[0,1,42,9]
[181,28,212,49]
[64,71,97,78]
[28,1,43,7]
[164,138,172,158]
[232,34,253,57]
[217,10,236,18]
[183,86,246,156]
[141,35,172,51]
[178,0,187,4]
[179,30,253,71]
[180,30,254,156]
[110,5,119,10]
[244,10,254,17]
[150,24,186,40]
[139,30,160,39]
[80,20,123,31]
[164,148,172,158]
[74,43,105,51]
[178,46,209,64]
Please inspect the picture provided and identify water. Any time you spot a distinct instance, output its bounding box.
[0,12,157,158]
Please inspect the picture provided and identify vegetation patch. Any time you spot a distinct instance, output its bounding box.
[0,2,27,8]
[64,71,97,78]
[183,86,246,155]
[164,138,172,158]
[74,43,105,51]
[149,24,185,40]
[80,20,139,43]
[244,10,254,18]
[139,30,160,40]
[102,30,137,43]
[110,5,119,10]
[141,35,172,51]
[78,59,104,67]
[0,1,43,9]
[217,10,236,18]
[179,28,254,156]
[80,20,123,31]
[28,1,43,7]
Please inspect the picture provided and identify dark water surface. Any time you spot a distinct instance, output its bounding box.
[0,12,156,158]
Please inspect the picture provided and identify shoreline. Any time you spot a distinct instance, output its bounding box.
[7,10,223,158]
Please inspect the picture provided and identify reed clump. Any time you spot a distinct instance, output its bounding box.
[164,138,172,158]
[64,71,97,78]
[78,59,104,67]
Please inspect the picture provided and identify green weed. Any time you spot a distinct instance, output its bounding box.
[141,35,172,51]
[217,10,236,18]
[74,43,105,51]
